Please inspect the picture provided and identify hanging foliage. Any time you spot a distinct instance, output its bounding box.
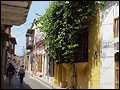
[33,1,105,64]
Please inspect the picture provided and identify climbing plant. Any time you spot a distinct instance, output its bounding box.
[33,1,105,64]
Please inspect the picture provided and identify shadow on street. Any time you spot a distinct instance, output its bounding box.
[4,75,32,89]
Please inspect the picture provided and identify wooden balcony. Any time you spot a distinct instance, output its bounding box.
[9,36,17,54]
[26,40,34,49]
[26,29,35,50]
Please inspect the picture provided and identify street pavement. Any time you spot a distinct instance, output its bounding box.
[4,72,52,89]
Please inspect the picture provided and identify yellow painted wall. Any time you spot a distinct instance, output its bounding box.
[87,9,101,89]
[53,9,101,89]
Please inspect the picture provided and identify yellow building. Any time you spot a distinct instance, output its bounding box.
[53,9,101,89]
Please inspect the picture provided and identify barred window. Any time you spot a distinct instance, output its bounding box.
[76,28,88,62]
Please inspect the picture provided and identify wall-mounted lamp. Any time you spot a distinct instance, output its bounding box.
[94,51,97,60]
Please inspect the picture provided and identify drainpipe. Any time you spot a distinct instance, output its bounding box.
[71,63,77,89]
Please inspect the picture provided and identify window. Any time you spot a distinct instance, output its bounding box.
[115,52,119,89]
[114,17,119,38]
[76,28,88,62]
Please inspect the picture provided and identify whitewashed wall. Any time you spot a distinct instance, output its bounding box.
[100,1,119,89]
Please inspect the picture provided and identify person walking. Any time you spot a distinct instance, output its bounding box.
[6,63,16,85]
[18,65,25,86]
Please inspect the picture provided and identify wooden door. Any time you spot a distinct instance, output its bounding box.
[115,52,119,89]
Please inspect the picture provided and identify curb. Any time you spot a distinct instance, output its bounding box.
[33,76,54,89]
[32,76,65,89]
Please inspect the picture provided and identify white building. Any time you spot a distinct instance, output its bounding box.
[32,19,54,83]
[100,1,119,89]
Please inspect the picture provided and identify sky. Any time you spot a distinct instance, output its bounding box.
[11,1,49,56]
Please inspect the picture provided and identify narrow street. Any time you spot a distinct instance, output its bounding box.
[4,72,52,89]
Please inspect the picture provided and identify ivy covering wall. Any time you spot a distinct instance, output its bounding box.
[32,1,105,64]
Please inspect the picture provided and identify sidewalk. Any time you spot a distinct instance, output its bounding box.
[26,71,66,89]
[4,75,19,89]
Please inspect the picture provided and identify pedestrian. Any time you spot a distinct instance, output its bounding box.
[18,65,25,86]
[6,63,16,85]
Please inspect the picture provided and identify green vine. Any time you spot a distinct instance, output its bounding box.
[32,1,105,64]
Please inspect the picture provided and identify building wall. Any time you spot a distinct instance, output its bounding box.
[37,45,45,76]
[1,38,4,89]
[45,53,48,80]
[36,43,54,83]
[1,26,10,89]
[100,1,119,89]
[87,8,101,89]
[2,41,8,88]
[28,50,33,72]
[53,9,101,89]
